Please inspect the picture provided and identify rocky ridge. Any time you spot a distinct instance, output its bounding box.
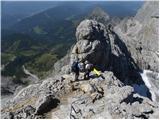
[1,71,158,119]
[1,1,159,119]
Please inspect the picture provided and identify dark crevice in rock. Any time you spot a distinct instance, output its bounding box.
[151,16,159,19]
[134,114,149,119]
[132,97,143,104]
[120,94,134,104]
[36,97,60,115]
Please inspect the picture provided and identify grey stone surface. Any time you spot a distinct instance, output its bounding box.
[114,1,159,72]
[1,71,158,119]
[71,19,111,70]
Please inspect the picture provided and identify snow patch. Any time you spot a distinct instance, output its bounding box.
[133,69,158,102]
[140,70,152,88]
[139,70,158,102]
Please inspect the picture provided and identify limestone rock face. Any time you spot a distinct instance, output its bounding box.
[114,1,159,72]
[135,1,159,24]
[113,1,159,103]
[71,19,111,70]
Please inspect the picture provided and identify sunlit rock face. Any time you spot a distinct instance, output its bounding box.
[115,1,159,72]
[71,19,111,70]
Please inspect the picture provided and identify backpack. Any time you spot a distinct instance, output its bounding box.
[85,64,93,71]
[71,61,78,72]
[78,62,85,72]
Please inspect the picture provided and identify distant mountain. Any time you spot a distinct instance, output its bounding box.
[88,7,110,24]
[9,4,88,41]
[2,1,144,29]
[91,1,144,17]
[1,1,60,28]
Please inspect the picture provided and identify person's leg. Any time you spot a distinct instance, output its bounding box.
[74,73,76,81]
[85,70,90,80]
[84,70,88,80]
[77,71,79,81]
[84,72,86,79]
[75,71,79,81]
[88,70,91,79]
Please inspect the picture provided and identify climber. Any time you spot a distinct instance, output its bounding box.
[78,60,85,72]
[71,59,80,81]
[84,60,93,80]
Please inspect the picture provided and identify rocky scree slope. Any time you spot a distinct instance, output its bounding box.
[1,17,159,119]
[1,72,158,119]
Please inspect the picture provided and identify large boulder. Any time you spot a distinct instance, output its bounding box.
[70,19,111,70]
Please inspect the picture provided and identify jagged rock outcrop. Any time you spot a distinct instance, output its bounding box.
[114,1,159,103]
[114,1,159,72]
[70,19,111,70]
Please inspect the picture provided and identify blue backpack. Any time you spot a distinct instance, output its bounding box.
[71,61,78,72]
